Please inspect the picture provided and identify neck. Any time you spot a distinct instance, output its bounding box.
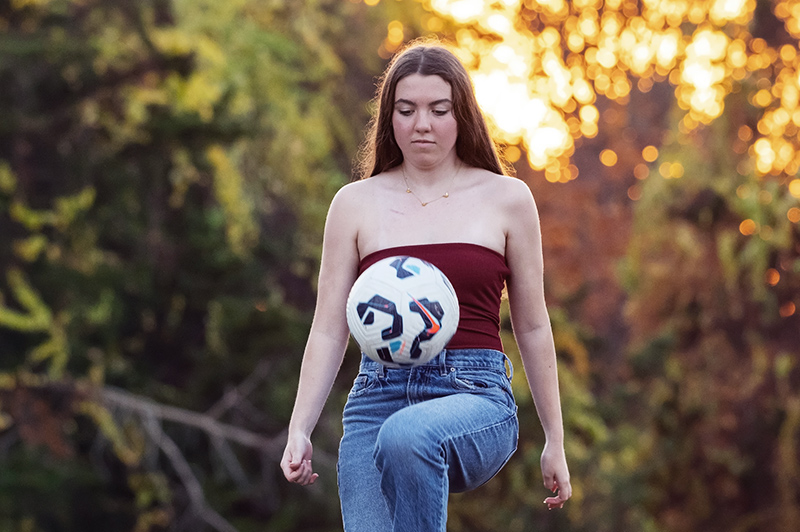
[401,159,461,189]
[401,159,462,207]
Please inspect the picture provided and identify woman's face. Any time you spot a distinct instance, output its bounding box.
[392,74,458,169]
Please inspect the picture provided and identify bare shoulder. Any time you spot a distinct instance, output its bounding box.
[331,177,373,204]
[327,177,381,219]
[470,172,540,252]
[333,174,393,205]
[472,171,536,213]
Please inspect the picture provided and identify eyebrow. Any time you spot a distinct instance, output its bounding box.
[394,98,453,107]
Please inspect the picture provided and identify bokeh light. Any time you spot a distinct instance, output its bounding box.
[600,149,618,166]
[383,0,800,228]
[739,218,758,235]
[642,145,659,162]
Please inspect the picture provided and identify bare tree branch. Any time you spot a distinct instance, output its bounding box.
[99,383,292,531]
[95,381,339,530]
[101,386,285,457]
[210,434,250,489]
[141,412,238,532]
[205,359,273,420]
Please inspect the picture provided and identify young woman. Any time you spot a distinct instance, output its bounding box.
[280,40,571,531]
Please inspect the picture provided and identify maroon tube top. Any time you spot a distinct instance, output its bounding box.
[358,242,510,352]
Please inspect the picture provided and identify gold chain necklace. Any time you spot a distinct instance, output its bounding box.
[401,163,460,207]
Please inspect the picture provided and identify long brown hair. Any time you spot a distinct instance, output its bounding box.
[355,40,507,180]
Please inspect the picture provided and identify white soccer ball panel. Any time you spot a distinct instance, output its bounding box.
[346,256,459,367]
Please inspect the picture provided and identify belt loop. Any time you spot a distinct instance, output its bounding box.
[504,354,514,381]
[363,354,385,378]
[439,349,448,376]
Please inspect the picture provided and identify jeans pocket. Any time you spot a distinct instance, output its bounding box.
[451,371,490,390]
[348,372,376,398]
[451,369,515,409]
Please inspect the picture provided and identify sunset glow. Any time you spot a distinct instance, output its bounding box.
[372,0,800,192]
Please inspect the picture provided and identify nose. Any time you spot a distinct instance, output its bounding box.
[414,111,432,131]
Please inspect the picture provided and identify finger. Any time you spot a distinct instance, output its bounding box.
[280,460,294,480]
[291,460,308,483]
[559,482,572,501]
[284,458,309,482]
[543,496,565,510]
[296,460,317,486]
[285,465,305,483]
[555,475,572,500]
[281,457,300,479]
[300,460,314,484]
[543,478,571,509]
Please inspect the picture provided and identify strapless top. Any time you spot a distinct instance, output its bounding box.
[359,242,510,351]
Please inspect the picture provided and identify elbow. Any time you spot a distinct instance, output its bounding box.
[509,306,551,337]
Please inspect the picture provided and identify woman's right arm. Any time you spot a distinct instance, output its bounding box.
[280,185,361,485]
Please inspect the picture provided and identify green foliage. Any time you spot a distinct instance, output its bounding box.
[0,0,428,529]
[0,444,138,532]
[2,0,796,531]
[619,109,800,532]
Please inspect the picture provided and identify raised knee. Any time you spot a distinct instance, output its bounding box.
[374,416,441,468]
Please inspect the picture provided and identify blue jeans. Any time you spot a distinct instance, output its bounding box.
[337,349,519,532]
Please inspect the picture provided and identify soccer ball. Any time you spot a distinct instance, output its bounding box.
[346,256,459,368]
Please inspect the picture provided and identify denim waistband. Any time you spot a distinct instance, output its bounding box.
[359,348,513,380]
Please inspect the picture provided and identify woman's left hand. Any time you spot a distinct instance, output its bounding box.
[541,441,571,510]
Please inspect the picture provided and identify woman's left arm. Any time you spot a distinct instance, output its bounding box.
[503,178,572,509]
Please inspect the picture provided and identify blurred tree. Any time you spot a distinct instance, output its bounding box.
[619,108,800,532]
[0,0,429,530]
[3,0,798,531]
[417,1,800,531]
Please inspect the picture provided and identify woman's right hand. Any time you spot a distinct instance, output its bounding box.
[280,184,360,487]
[281,432,319,486]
